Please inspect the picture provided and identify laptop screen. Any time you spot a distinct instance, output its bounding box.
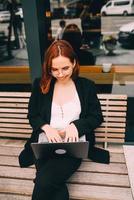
[31,141,89,160]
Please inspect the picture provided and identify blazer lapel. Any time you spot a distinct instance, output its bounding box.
[74,78,85,116]
[43,79,55,123]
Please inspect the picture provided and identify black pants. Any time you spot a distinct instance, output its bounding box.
[32,155,82,200]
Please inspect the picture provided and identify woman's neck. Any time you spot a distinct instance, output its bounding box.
[56,78,73,87]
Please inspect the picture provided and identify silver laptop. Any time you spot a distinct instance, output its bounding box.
[31,141,89,160]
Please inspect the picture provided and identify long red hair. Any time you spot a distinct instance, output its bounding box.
[40,40,80,94]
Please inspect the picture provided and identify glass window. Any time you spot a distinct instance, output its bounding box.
[114,1,130,6]
[49,0,134,66]
[0,1,28,66]
[106,2,112,7]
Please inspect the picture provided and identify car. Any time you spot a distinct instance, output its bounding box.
[0,10,10,22]
[64,0,83,18]
[16,7,23,20]
[118,22,134,48]
[0,8,23,23]
[101,0,134,16]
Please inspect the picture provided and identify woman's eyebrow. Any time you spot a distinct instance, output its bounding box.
[51,66,70,69]
[51,67,58,70]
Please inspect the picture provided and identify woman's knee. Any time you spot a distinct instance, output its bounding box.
[35,170,60,190]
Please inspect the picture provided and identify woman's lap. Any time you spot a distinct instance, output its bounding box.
[32,155,82,200]
[35,155,82,186]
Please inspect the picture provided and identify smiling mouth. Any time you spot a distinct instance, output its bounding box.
[57,76,68,79]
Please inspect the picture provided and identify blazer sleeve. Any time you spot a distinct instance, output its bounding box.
[27,78,47,132]
[72,80,103,137]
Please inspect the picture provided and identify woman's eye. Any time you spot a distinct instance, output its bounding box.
[63,66,69,70]
[51,68,58,72]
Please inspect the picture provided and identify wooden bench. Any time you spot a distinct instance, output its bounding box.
[0,92,133,200]
[0,92,127,148]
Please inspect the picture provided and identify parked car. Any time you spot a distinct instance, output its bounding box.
[118,22,134,48]
[64,0,83,18]
[16,7,23,20]
[0,10,10,22]
[101,0,134,16]
[0,8,23,23]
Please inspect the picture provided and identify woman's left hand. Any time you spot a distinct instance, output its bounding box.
[64,123,79,142]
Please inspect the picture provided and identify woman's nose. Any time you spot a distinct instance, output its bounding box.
[58,70,64,76]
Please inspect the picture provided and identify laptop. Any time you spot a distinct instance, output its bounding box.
[31,141,89,160]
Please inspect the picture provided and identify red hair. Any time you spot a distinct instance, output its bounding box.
[40,40,80,94]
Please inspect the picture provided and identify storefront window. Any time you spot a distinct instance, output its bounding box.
[50,0,134,65]
[0,0,28,66]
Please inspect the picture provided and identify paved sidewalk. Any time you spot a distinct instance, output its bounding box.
[123,145,134,199]
[0,45,134,66]
[0,48,28,66]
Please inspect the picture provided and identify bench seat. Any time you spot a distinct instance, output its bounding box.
[0,143,133,200]
[0,92,132,200]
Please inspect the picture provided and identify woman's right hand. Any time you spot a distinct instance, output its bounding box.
[41,124,62,143]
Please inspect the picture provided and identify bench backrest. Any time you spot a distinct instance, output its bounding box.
[96,94,127,148]
[0,92,127,148]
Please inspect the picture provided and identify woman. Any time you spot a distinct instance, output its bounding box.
[19,40,109,200]
[62,24,96,65]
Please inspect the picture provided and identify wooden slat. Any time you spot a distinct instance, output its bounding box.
[97,94,127,100]
[103,117,126,122]
[0,178,132,200]
[0,155,20,166]
[0,160,128,175]
[79,162,128,174]
[69,184,133,200]
[102,111,126,117]
[0,128,32,133]
[0,146,23,156]
[101,107,127,112]
[0,123,31,128]
[0,194,31,200]
[0,178,33,196]
[0,98,29,103]
[0,166,35,180]
[0,133,30,139]
[0,118,29,123]
[0,92,30,97]
[0,152,126,167]
[100,122,126,127]
[99,100,127,106]
[95,127,125,132]
[69,172,130,187]
[0,154,125,167]
[0,103,28,108]
[0,113,27,118]
[0,165,130,187]
[95,133,125,138]
[96,138,124,143]
[0,121,125,129]
[0,108,28,113]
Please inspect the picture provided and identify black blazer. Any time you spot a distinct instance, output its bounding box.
[19,77,110,167]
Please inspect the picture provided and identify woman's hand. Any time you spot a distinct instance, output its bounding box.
[58,130,66,140]
[64,123,79,142]
[41,124,62,143]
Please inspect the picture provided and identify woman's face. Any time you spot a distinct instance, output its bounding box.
[51,55,75,83]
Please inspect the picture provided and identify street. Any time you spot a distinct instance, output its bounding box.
[0,17,134,66]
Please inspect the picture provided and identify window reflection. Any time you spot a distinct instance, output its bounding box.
[0,0,28,66]
[0,0,134,66]
[50,0,134,65]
